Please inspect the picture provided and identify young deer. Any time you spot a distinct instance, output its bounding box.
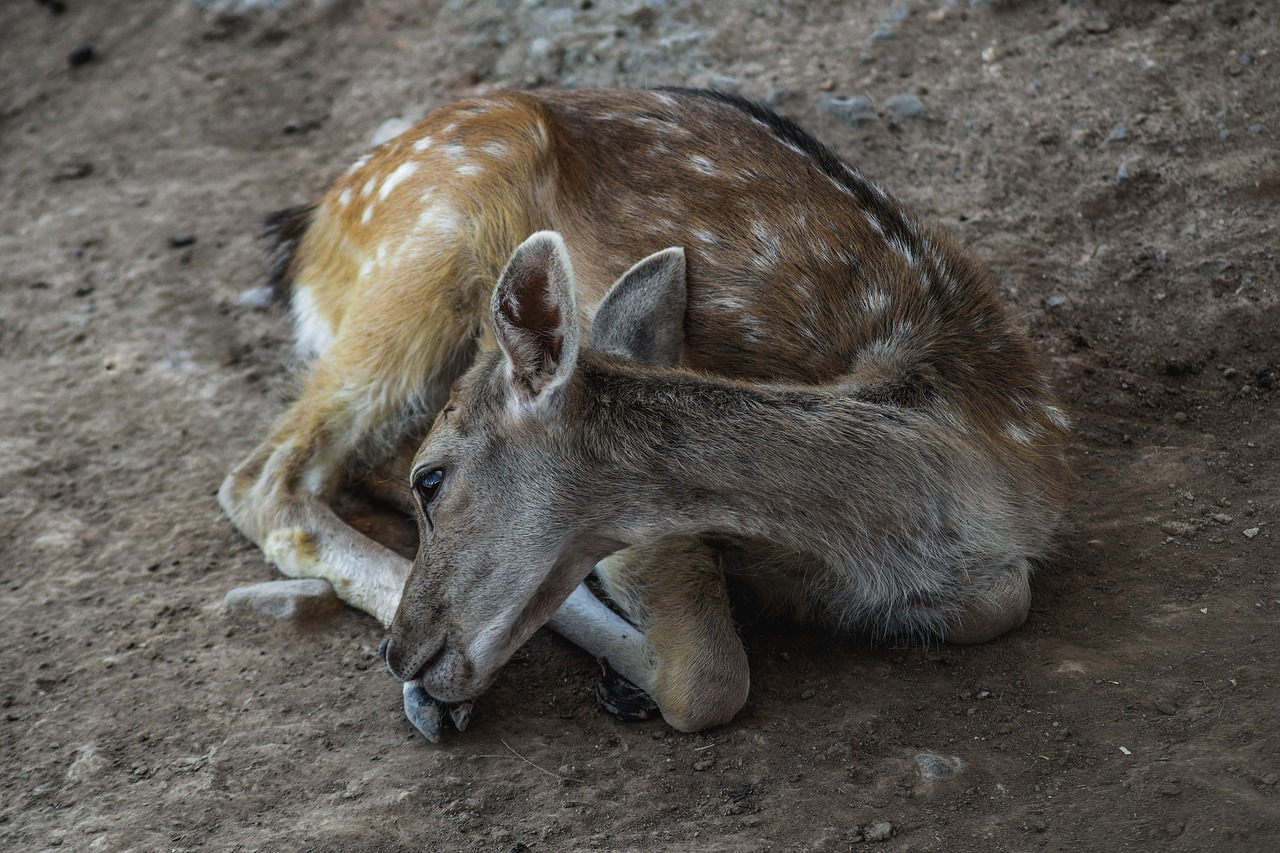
[220,88,1070,738]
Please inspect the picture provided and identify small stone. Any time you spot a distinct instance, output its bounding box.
[1248,124,1262,134]
[1211,513,1233,524]
[1083,20,1112,34]
[1255,363,1274,389]
[694,758,714,771]
[1240,52,1255,66]
[818,94,878,127]
[68,45,97,67]
[1107,123,1129,142]
[1173,411,1187,423]
[801,689,816,700]
[884,93,927,118]
[168,232,197,248]
[1180,223,1197,237]
[1243,528,1260,539]
[868,26,896,42]
[915,752,964,781]
[1116,157,1141,182]
[370,116,416,147]
[237,286,275,308]
[222,579,340,621]
[864,821,893,842]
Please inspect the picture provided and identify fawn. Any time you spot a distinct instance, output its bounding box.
[220,88,1071,738]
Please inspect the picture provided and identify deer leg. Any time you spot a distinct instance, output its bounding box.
[943,558,1032,645]
[219,384,416,626]
[548,537,750,733]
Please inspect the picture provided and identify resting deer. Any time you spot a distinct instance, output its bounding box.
[220,88,1071,738]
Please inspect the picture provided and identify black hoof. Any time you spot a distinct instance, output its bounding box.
[594,659,659,722]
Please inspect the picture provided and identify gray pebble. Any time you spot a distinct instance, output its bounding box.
[1180,222,1197,237]
[864,821,893,842]
[916,752,965,781]
[169,232,197,248]
[819,94,878,127]
[884,93,927,118]
[222,578,339,621]
[1107,122,1128,142]
[1115,157,1140,182]
[370,116,416,147]
[237,286,275,308]
[868,26,896,42]
[1045,294,1069,309]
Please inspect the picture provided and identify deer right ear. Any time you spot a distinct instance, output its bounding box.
[492,231,581,412]
[589,247,687,367]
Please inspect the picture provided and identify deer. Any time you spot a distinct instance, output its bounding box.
[219,87,1071,740]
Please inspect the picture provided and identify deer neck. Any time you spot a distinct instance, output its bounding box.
[573,355,960,559]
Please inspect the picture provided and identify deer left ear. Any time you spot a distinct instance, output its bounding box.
[491,231,581,411]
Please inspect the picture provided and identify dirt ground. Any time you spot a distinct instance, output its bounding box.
[2,0,1277,850]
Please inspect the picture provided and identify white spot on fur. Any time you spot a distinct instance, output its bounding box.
[345,154,370,175]
[456,163,483,177]
[441,142,468,160]
[378,161,419,201]
[862,289,891,314]
[479,141,510,159]
[290,286,334,359]
[1043,405,1071,430]
[413,134,433,152]
[888,234,918,268]
[361,176,378,198]
[417,200,458,233]
[689,155,717,175]
[826,173,855,198]
[337,188,353,207]
[692,228,720,246]
[361,204,374,225]
[1003,422,1039,445]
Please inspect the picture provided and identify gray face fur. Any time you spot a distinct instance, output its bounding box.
[381,232,688,701]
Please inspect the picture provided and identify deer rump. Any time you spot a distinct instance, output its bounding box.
[223,88,1070,738]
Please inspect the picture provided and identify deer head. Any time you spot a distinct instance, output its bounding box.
[380,231,687,701]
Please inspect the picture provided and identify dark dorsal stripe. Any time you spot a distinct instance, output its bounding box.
[654,87,916,249]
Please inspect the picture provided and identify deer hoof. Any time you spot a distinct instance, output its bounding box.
[403,681,446,742]
[402,682,475,742]
[594,659,659,721]
[449,700,475,733]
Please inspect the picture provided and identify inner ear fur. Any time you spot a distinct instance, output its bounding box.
[491,231,582,405]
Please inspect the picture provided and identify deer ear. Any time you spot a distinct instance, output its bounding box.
[589,247,686,367]
[491,231,581,410]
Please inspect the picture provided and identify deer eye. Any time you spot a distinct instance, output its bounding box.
[413,468,445,506]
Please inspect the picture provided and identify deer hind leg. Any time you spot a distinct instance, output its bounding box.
[220,264,480,626]
[943,558,1032,645]
[549,536,750,733]
[220,373,421,626]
